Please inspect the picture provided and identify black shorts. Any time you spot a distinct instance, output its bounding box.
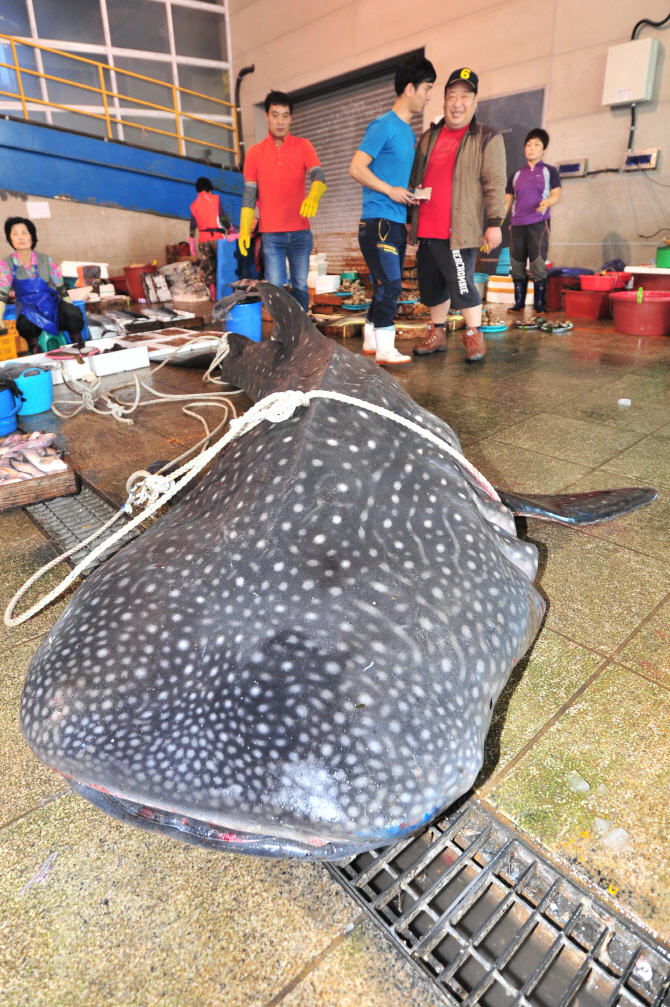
[417,239,481,310]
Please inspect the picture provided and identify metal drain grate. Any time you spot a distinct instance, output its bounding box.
[328,801,670,1007]
[25,485,141,575]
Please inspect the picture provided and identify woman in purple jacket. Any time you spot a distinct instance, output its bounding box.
[504,128,561,314]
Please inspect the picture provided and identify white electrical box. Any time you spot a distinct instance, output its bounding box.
[602,37,660,106]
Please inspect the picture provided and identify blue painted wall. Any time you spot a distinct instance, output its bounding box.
[0,117,243,224]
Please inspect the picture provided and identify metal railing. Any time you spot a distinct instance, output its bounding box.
[0,33,238,162]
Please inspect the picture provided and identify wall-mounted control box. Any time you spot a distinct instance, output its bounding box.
[557,159,588,179]
[623,147,660,171]
[602,37,660,106]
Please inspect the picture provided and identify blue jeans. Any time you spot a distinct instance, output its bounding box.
[358,218,407,328]
[262,229,313,312]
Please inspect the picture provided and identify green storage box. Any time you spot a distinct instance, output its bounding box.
[655,246,670,268]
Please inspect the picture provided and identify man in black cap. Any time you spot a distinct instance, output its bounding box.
[409,68,506,362]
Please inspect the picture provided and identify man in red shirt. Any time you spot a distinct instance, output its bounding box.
[238,90,326,311]
[409,69,506,362]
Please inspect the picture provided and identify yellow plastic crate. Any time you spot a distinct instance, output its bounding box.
[0,330,27,360]
[0,332,17,360]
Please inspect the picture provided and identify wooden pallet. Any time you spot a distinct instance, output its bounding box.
[0,467,79,512]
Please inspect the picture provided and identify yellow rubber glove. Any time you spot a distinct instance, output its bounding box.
[238,206,255,257]
[300,180,327,219]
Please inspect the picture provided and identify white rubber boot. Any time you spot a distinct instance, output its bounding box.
[362,321,376,355]
[375,326,411,365]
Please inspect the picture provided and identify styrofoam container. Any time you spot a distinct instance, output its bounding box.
[315,274,341,293]
[57,357,94,380]
[485,275,534,304]
[90,345,150,376]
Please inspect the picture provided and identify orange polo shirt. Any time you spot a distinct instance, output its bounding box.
[244,133,320,233]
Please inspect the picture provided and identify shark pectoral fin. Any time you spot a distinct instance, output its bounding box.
[496,487,658,525]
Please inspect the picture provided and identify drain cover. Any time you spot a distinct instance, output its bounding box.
[24,484,141,575]
[328,800,670,1006]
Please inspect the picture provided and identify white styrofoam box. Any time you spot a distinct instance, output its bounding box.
[602,37,659,106]
[624,265,670,273]
[486,276,534,304]
[90,345,150,377]
[315,274,341,293]
[60,260,109,279]
[59,357,94,381]
[0,337,121,382]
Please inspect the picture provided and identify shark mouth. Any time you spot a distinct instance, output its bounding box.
[69,780,387,860]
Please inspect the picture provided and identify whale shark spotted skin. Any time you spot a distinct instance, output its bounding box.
[21,284,644,859]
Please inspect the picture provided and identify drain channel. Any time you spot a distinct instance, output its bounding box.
[24,485,141,575]
[328,800,670,1007]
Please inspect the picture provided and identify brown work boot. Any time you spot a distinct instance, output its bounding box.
[413,323,447,355]
[459,327,486,362]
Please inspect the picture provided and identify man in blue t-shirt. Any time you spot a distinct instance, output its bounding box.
[504,128,561,314]
[349,54,436,365]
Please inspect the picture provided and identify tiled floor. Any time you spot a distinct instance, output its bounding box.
[1,315,669,1004]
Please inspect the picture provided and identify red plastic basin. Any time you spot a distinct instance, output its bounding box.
[580,272,627,291]
[564,289,611,319]
[610,291,670,337]
[123,264,156,302]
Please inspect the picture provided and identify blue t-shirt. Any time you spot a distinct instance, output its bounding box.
[358,110,416,223]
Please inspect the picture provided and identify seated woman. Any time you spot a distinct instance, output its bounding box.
[0,216,85,354]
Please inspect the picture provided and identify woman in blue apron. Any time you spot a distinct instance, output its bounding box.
[0,217,85,353]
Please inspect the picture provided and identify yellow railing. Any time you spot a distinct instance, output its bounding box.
[0,33,238,161]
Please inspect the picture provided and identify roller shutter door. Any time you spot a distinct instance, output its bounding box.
[290,73,422,270]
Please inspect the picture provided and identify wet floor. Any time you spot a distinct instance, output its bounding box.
[1,314,669,1005]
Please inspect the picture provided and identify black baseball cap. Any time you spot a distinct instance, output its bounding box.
[445,67,478,94]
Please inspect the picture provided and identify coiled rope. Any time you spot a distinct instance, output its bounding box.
[4,388,498,627]
[51,331,238,427]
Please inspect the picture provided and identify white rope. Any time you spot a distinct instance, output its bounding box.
[4,388,497,627]
[50,332,240,426]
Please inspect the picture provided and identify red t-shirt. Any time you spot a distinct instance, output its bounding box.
[417,125,469,239]
[244,133,321,233]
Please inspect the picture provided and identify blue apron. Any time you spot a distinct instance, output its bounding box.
[13,261,60,337]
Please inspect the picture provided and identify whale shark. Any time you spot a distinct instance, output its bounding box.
[19,283,656,859]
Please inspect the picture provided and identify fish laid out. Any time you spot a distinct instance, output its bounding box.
[0,430,67,485]
[86,313,121,337]
[103,309,144,328]
[20,284,657,859]
[140,306,180,321]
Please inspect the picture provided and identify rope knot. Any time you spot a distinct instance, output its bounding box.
[125,470,175,513]
[258,389,310,424]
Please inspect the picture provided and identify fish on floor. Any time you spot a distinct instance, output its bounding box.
[19,283,657,860]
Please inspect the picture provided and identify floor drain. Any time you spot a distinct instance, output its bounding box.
[24,485,140,575]
[327,800,670,1006]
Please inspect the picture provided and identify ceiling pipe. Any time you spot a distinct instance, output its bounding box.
[235,65,255,171]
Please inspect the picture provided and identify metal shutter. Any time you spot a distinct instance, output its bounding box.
[291,73,422,270]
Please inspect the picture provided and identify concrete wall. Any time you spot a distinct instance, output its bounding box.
[230,0,670,268]
[0,190,188,275]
